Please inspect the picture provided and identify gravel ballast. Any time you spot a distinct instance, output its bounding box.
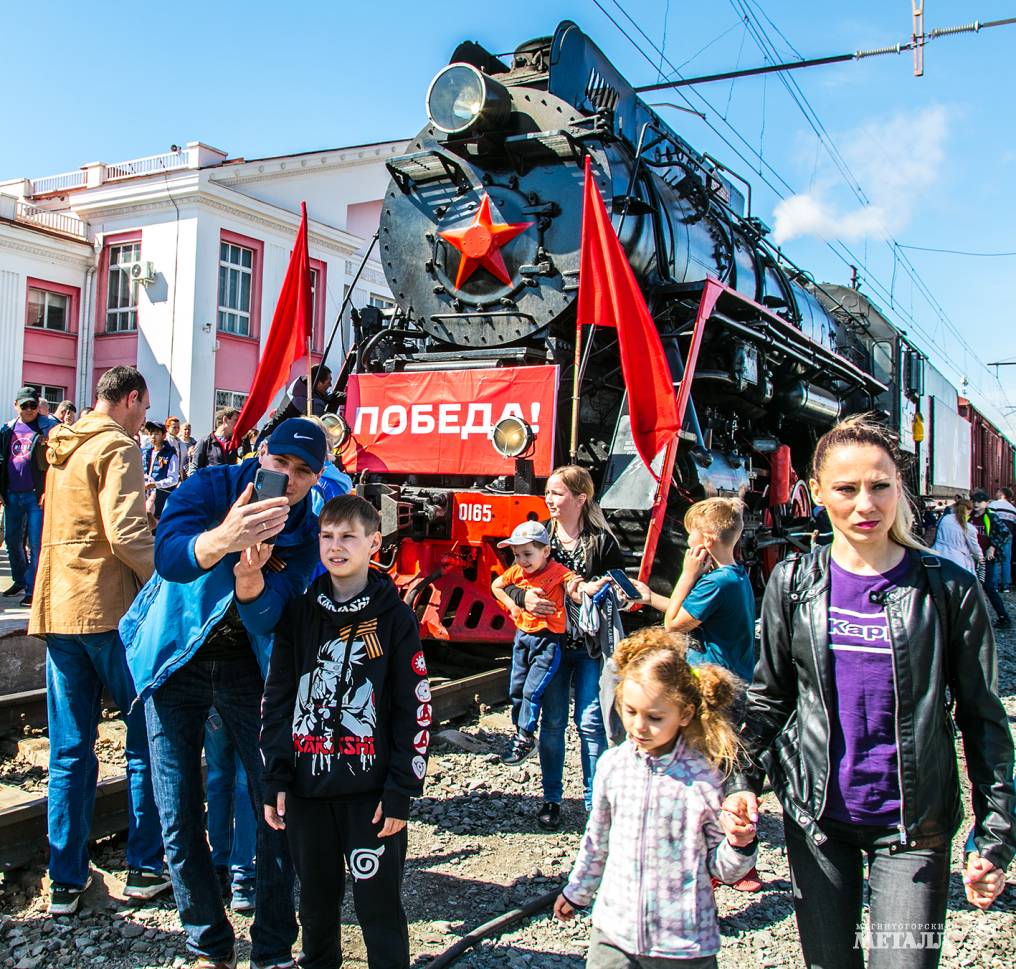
[1,619,1014,969]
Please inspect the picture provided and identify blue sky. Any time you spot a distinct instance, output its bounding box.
[6,0,1016,433]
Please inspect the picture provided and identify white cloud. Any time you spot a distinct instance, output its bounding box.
[772,105,949,244]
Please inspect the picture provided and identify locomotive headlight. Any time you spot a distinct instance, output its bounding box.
[321,413,351,452]
[426,63,511,136]
[490,416,534,459]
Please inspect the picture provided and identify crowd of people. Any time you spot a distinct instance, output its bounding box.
[5,364,1014,969]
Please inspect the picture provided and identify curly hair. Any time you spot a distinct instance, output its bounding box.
[614,627,741,774]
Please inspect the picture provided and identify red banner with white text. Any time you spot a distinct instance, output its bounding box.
[340,366,559,475]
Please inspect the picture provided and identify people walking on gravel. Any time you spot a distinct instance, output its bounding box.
[988,486,1016,591]
[930,497,983,576]
[492,520,597,766]
[261,494,430,969]
[723,415,1015,969]
[969,489,1012,628]
[0,386,60,605]
[29,366,169,914]
[120,417,326,969]
[554,627,757,967]
[501,466,623,830]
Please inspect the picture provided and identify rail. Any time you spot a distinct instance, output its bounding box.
[13,201,89,239]
[28,170,86,195]
[105,150,189,181]
[0,667,509,870]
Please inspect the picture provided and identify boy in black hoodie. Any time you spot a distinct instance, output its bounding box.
[261,495,429,969]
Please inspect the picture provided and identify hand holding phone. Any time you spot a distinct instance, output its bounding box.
[254,468,289,502]
[607,568,642,601]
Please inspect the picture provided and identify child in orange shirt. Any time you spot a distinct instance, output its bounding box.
[492,521,590,765]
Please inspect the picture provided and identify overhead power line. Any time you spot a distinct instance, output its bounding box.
[899,244,1016,258]
[590,0,1016,435]
[634,15,1016,91]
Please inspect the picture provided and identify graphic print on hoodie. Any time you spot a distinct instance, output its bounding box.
[261,567,431,819]
[292,617,381,774]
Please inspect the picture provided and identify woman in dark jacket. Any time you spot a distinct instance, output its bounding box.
[724,416,1014,968]
[505,465,623,830]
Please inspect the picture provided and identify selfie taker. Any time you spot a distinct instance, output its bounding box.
[120,418,326,969]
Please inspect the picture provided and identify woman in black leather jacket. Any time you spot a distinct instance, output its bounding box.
[724,416,1014,969]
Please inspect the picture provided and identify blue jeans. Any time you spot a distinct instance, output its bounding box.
[990,541,1013,590]
[205,709,257,886]
[509,630,562,735]
[45,631,164,887]
[538,647,608,809]
[146,654,296,964]
[5,490,42,593]
[982,563,1010,622]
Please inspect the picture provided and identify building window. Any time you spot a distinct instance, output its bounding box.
[215,389,248,412]
[27,288,69,331]
[218,242,253,336]
[26,384,66,408]
[106,242,141,332]
[369,293,395,310]
[310,267,320,348]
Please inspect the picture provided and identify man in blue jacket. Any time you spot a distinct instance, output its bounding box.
[121,418,326,969]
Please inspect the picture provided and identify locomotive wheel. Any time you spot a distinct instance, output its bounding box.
[759,479,813,579]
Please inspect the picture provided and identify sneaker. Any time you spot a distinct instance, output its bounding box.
[501,731,536,765]
[20,594,32,606]
[730,866,764,893]
[192,955,237,969]
[993,617,1011,630]
[537,802,561,831]
[250,959,295,969]
[48,875,93,915]
[3,582,24,597]
[230,880,255,912]
[123,867,173,900]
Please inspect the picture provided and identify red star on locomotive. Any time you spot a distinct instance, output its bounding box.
[438,193,533,288]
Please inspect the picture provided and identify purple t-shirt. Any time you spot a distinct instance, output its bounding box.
[823,556,910,826]
[7,420,38,493]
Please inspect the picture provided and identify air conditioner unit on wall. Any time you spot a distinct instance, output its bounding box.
[122,261,156,285]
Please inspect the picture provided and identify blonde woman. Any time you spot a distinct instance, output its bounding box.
[724,416,1014,968]
[502,465,623,830]
[931,498,983,576]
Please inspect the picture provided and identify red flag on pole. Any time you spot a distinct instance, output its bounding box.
[230,201,313,450]
[576,156,680,473]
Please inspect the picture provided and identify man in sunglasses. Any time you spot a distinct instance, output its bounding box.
[0,387,59,605]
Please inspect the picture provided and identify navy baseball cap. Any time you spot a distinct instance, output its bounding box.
[267,418,327,474]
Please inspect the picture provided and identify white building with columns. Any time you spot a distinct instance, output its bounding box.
[0,139,405,434]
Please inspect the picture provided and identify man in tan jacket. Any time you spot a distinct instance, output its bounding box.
[30,366,170,915]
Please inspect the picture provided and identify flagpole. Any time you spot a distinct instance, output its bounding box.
[307,337,314,417]
[569,322,582,461]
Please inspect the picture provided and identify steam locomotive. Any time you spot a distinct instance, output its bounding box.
[333,21,1011,645]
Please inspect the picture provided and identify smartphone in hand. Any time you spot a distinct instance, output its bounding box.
[607,568,642,601]
[253,468,288,502]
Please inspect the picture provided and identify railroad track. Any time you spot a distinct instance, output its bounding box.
[0,665,509,871]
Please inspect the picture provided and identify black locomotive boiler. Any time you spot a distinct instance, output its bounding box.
[333,21,952,645]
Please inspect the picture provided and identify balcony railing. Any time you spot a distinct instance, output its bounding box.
[105,150,189,181]
[29,170,87,195]
[14,201,89,240]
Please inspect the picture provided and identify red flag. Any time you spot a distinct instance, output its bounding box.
[576,156,680,473]
[230,201,313,449]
